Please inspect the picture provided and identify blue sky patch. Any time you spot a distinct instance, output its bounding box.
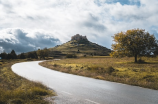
[94,0,141,6]
[149,26,158,39]
[108,0,140,6]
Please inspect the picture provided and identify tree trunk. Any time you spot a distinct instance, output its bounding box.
[135,54,137,63]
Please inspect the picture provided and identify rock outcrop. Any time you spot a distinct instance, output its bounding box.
[71,34,88,41]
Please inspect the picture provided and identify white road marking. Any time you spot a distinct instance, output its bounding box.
[61,91,73,95]
[85,99,100,104]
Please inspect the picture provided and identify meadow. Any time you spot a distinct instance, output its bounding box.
[40,56,158,90]
[0,59,55,104]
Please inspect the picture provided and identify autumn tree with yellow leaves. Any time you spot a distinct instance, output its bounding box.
[110,29,158,62]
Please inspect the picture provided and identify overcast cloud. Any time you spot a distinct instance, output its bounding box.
[0,0,158,53]
[0,28,60,54]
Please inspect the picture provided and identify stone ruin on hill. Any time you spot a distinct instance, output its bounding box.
[71,34,88,41]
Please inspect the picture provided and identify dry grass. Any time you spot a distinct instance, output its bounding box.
[40,56,158,90]
[0,59,55,104]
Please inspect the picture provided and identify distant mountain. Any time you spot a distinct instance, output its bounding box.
[49,34,111,57]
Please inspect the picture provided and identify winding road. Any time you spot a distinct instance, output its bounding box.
[12,61,158,104]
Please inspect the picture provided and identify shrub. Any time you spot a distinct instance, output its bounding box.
[83,55,86,57]
[106,66,115,74]
[66,54,77,58]
[53,63,58,67]
[138,58,145,63]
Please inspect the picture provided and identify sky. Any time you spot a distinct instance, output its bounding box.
[0,0,158,54]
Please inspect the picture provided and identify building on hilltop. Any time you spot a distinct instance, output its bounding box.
[71,34,88,41]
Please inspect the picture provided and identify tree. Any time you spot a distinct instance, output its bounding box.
[43,48,49,58]
[10,50,17,59]
[154,44,158,56]
[19,53,26,59]
[37,49,42,59]
[37,48,49,59]
[27,51,38,59]
[37,49,44,59]
[154,40,158,56]
[110,29,157,62]
[0,52,7,59]
[7,53,12,59]
[32,51,38,59]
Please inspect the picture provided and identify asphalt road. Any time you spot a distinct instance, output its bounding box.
[12,61,158,104]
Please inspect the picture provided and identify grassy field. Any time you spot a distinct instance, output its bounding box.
[40,56,158,90]
[0,59,55,104]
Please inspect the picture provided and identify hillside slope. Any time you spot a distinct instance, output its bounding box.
[50,34,111,56]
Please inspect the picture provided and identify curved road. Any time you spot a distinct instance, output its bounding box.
[12,61,158,104]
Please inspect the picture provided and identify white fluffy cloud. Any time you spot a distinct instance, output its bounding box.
[0,0,158,53]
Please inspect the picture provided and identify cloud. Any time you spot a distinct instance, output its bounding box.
[0,47,4,53]
[0,0,158,52]
[0,28,60,54]
[80,13,106,32]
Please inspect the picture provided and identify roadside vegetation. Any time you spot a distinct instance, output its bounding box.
[40,56,158,90]
[0,59,55,104]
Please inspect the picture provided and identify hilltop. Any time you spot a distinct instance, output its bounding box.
[50,34,111,57]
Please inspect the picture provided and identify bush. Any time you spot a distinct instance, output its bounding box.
[83,55,86,57]
[53,63,58,67]
[66,54,77,58]
[138,59,145,63]
[106,66,115,74]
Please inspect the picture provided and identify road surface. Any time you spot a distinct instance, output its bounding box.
[12,61,158,104]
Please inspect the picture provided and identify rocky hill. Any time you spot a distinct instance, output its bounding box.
[49,34,111,57]
[71,34,88,41]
